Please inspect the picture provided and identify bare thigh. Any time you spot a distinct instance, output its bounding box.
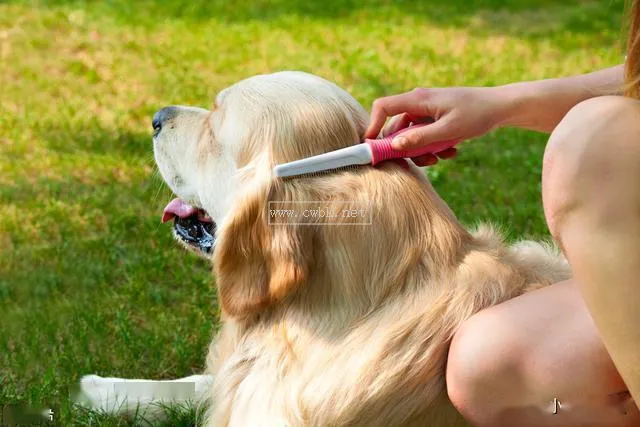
[448,279,639,427]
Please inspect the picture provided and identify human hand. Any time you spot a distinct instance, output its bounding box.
[365,87,506,166]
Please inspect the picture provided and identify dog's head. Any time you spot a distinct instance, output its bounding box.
[154,71,466,320]
[154,71,367,250]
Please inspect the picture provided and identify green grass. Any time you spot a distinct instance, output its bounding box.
[0,0,626,424]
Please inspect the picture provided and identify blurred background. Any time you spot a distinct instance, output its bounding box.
[0,0,625,424]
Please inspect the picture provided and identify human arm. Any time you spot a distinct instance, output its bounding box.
[497,65,624,132]
[365,65,624,154]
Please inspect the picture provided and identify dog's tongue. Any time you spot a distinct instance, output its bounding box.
[162,198,198,223]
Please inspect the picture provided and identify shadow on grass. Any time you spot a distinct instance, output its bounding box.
[10,0,627,43]
[34,121,153,158]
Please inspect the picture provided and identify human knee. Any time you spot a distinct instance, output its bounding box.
[545,96,640,170]
[447,312,526,425]
[564,95,640,131]
[543,96,640,236]
[546,95,640,165]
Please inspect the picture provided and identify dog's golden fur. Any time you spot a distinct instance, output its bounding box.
[153,72,571,426]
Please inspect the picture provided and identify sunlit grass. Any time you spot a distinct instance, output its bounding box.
[0,0,625,424]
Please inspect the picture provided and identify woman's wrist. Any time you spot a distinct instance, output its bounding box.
[489,83,531,130]
[489,81,557,132]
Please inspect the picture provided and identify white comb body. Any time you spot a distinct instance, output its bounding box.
[273,144,373,178]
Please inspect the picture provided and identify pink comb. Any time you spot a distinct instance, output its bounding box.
[273,123,459,178]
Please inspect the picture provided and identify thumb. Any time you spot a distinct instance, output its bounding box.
[391,118,455,150]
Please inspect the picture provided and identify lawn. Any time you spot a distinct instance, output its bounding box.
[0,0,626,425]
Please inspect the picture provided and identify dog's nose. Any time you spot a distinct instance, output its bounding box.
[152,106,177,136]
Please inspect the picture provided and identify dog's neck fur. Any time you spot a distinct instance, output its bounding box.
[208,162,470,422]
[272,164,472,331]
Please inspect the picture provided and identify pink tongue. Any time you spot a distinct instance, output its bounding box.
[162,198,198,223]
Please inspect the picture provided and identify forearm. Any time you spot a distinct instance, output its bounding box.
[494,65,624,133]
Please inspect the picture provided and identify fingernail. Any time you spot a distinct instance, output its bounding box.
[392,136,406,149]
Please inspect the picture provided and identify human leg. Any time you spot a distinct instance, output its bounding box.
[447,280,636,426]
[543,95,640,404]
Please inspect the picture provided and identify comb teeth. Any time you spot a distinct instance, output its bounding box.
[273,144,372,178]
[278,164,363,180]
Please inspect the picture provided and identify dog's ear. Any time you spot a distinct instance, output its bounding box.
[213,183,311,318]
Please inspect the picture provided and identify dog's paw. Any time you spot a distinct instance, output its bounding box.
[75,373,214,417]
[76,374,128,414]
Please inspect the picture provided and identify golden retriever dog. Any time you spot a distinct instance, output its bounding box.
[86,71,571,426]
